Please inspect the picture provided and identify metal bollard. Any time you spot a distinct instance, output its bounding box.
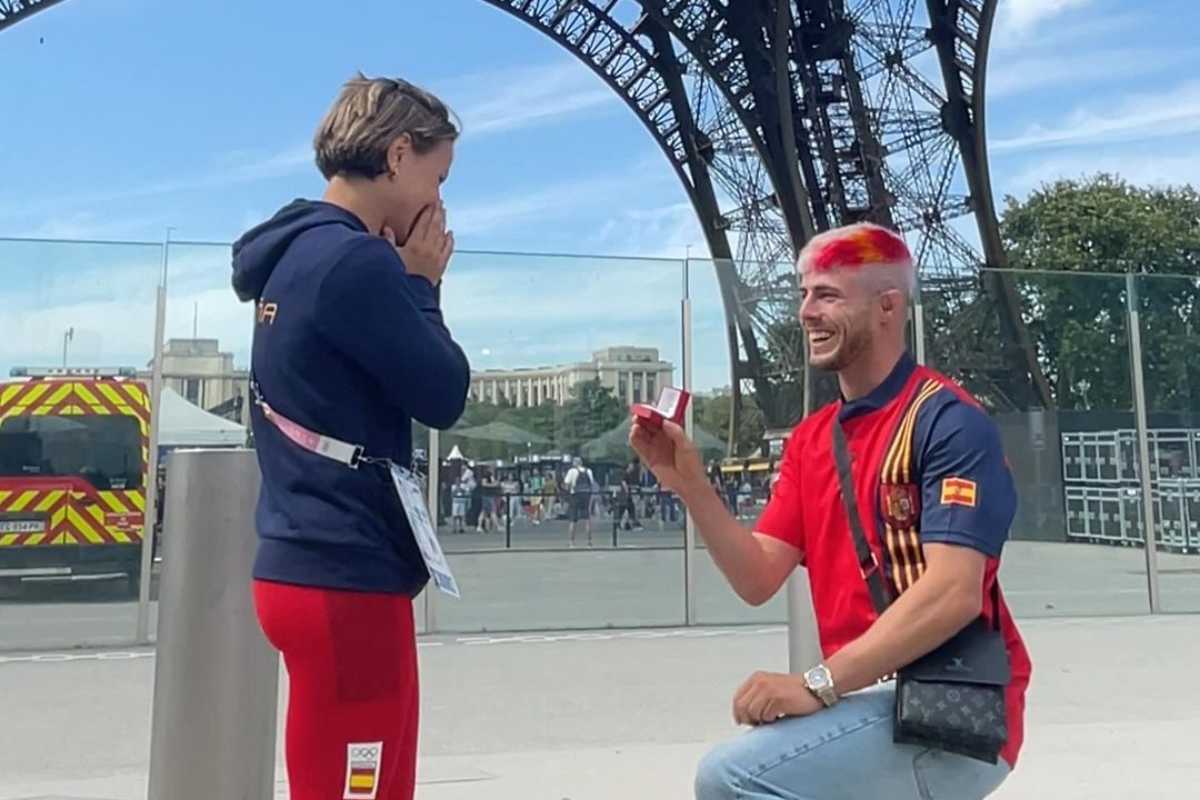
[505,491,512,548]
[148,449,278,800]
[786,569,822,675]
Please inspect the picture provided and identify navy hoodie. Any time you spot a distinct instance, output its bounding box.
[231,200,470,596]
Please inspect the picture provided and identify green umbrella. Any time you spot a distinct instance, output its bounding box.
[580,418,726,460]
[453,420,551,446]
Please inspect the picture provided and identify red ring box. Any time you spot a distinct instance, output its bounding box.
[632,386,690,430]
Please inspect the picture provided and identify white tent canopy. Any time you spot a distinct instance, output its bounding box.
[157,387,246,448]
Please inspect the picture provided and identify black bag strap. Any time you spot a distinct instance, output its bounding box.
[832,420,891,615]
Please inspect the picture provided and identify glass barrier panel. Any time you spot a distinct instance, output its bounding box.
[412,420,434,635]
[687,258,796,624]
[430,250,687,631]
[962,270,1150,617]
[144,241,252,641]
[1136,273,1200,612]
[0,237,162,650]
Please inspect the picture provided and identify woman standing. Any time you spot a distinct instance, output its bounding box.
[231,73,470,800]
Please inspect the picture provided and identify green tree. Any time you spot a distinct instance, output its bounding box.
[424,380,628,467]
[433,394,561,464]
[756,318,807,427]
[694,389,766,457]
[1000,174,1200,411]
[555,378,625,455]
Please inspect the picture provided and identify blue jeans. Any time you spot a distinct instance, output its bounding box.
[695,685,1010,800]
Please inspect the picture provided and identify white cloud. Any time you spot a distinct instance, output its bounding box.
[449,153,676,240]
[993,7,1139,53]
[4,293,160,373]
[218,144,313,182]
[1000,0,1095,33]
[451,173,641,237]
[208,62,619,192]
[470,87,615,136]
[991,80,1200,152]
[229,63,621,189]
[439,61,619,137]
[0,146,317,232]
[988,47,1189,98]
[0,243,250,375]
[21,211,166,242]
[1004,151,1200,195]
[3,284,252,376]
[586,202,706,260]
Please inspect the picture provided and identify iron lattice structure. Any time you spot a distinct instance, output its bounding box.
[474,0,1051,431]
[4,0,1051,436]
[0,0,64,32]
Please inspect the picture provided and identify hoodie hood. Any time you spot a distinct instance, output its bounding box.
[231,200,368,301]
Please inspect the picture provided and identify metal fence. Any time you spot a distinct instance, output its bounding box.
[1063,428,1200,551]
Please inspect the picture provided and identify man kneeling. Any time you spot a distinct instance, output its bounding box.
[629,223,1031,800]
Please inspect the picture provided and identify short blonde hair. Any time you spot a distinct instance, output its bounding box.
[313,73,460,180]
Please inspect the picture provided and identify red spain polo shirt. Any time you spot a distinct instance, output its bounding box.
[756,353,1032,767]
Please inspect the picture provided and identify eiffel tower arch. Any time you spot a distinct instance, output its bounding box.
[476,1,1053,427]
[3,0,1052,438]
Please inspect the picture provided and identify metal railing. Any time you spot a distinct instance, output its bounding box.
[435,488,774,551]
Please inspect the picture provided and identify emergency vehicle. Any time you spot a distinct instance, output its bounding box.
[0,367,149,595]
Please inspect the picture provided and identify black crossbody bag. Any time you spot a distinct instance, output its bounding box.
[832,420,1011,764]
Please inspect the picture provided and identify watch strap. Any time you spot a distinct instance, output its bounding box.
[805,666,839,707]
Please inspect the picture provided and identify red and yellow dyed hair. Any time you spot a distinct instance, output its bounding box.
[797,222,914,279]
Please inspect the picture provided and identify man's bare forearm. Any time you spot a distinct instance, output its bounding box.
[679,478,774,604]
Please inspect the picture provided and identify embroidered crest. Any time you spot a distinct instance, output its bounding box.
[344,742,383,800]
[880,483,920,528]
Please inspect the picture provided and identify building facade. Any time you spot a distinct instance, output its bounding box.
[139,339,250,425]
[470,346,675,408]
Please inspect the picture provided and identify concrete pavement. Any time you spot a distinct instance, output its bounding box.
[2,540,1197,651]
[1,614,1197,799]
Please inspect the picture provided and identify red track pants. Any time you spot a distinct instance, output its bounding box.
[253,580,419,800]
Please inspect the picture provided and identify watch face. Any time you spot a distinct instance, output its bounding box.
[806,666,830,689]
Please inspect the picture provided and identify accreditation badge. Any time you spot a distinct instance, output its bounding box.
[388,464,460,598]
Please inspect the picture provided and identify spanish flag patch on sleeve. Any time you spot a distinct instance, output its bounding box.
[940,477,978,508]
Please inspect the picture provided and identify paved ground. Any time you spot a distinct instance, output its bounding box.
[1,540,1197,651]
[0,614,1197,799]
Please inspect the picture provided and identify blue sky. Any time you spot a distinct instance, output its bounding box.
[2,0,1198,390]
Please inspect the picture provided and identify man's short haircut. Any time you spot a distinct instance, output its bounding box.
[313,73,460,180]
[796,222,916,297]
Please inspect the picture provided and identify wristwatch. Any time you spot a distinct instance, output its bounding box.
[803,664,839,707]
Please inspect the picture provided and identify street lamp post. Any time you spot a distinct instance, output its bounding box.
[62,327,74,367]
